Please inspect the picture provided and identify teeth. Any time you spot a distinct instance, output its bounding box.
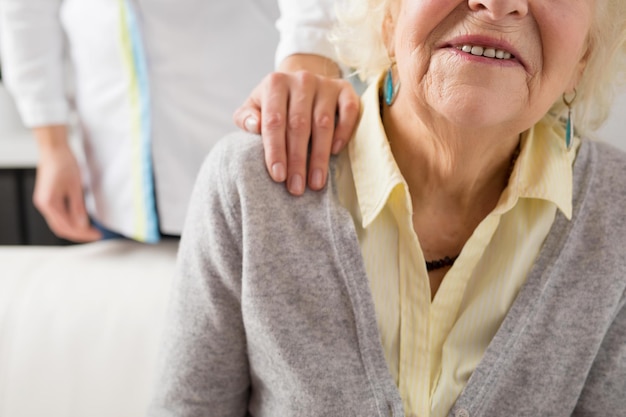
[457,44,513,60]
[470,46,484,56]
[483,48,496,58]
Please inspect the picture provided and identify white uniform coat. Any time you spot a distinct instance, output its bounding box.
[0,0,336,241]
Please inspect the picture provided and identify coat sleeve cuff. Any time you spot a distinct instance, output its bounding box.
[14,99,69,128]
[274,28,350,77]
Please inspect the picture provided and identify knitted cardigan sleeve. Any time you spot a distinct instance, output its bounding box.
[148,136,249,417]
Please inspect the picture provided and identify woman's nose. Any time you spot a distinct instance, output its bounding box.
[467,0,529,20]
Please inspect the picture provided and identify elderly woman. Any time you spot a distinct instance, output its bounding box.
[150,0,626,416]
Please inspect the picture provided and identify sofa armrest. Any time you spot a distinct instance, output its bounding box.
[0,239,178,417]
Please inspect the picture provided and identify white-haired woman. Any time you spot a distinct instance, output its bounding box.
[150,0,626,416]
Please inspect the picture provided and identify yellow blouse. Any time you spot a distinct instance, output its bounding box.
[335,78,578,417]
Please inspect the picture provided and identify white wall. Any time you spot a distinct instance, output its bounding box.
[597,87,626,151]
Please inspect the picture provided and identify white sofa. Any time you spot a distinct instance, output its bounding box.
[0,239,178,417]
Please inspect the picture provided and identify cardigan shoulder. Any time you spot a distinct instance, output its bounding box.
[575,139,626,212]
[569,139,626,293]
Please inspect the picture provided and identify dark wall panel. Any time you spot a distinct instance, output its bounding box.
[0,169,69,245]
[0,170,23,244]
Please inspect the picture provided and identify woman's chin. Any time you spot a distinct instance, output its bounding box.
[426,94,526,134]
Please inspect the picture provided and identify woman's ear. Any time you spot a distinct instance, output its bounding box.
[568,38,592,91]
[382,3,399,58]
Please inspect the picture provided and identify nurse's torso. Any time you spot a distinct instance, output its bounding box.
[60,0,279,237]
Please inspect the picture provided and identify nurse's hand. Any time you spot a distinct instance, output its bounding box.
[234,54,360,196]
[33,125,102,242]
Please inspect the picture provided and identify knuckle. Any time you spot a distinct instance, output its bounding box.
[32,194,49,211]
[32,194,42,209]
[263,112,284,130]
[288,113,310,133]
[294,70,315,86]
[341,99,360,116]
[266,72,288,88]
[314,112,334,130]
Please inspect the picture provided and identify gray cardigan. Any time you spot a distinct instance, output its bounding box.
[150,132,626,417]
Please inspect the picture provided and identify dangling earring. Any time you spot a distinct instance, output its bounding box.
[562,89,577,150]
[384,62,401,106]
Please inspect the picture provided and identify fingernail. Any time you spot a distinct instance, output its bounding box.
[289,174,304,195]
[245,116,259,133]
[271,162,286,182]
[311,169,324,189]
[331,140,344,154]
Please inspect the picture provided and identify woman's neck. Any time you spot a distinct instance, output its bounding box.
[382,104,520,207]
[382,102,521,295]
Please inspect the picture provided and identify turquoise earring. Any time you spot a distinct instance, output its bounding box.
[384,63,401,106]
[563,90,577,150]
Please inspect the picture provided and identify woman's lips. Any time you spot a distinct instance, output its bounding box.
[440,36,527,70]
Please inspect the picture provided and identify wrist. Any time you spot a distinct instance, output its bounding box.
[278,54,341,78]
[34,125,69,152]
